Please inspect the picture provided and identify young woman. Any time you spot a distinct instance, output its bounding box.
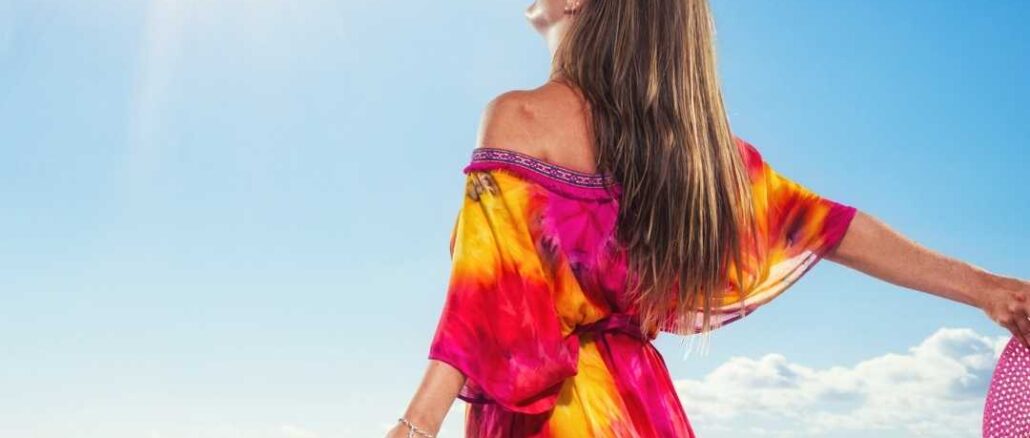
[388,1,1030,436]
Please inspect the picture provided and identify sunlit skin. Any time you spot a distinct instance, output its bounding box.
[386,1,1030,436]
[525,0,582,59]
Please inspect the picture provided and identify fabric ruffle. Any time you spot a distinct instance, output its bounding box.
[657,136,858,337]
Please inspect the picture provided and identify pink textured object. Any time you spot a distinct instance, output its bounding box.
[983,336,1030,437]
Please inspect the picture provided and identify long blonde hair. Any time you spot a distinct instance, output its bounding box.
[552,0,760,345]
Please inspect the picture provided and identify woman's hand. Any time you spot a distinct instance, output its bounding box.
[978,278,1030,350]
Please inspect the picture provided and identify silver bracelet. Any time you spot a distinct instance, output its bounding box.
[397,417,435,438]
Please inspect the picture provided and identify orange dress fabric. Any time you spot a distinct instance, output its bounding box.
[427,136,858,437]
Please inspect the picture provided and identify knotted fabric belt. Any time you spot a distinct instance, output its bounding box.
[571,312,648,342]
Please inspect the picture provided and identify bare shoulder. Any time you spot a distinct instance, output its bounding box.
[474,82,591,165]
[474,89,540,156]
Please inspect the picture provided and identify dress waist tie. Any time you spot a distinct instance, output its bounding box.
[571,313,649,343]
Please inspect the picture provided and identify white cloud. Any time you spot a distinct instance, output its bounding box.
[675,327,1010,438]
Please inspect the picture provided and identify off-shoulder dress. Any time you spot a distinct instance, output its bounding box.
[427,136,858,437]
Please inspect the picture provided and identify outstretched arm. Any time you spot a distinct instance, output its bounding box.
[826,210,1030,347]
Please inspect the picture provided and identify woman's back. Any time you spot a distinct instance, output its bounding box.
[426,88,859,434]
[430,145,696,437]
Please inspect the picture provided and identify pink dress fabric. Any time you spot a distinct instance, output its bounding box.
[984,336,1030,437]
[427,136,860,437]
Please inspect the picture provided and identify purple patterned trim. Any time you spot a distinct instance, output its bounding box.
[468,147,615,188]
[464,161,622,201]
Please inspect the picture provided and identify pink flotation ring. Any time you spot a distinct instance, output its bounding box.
[984,336,1030,437]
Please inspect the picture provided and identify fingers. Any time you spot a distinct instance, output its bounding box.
[1019,289,1030,315]
[1011,313,1030,350]
[1015,284,1030,350]
[1003,318,1026,349]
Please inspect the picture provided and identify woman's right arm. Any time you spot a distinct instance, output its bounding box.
[826,210,1030,347]
[385,360,465,438]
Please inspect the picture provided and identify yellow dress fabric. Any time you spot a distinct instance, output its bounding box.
[427,137,858,437]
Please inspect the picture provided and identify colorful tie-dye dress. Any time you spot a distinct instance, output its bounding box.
[427,136,858,437]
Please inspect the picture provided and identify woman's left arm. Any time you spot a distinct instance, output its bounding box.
[827,210,1030,348]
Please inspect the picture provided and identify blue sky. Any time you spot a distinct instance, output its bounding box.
[1,1,1027,437]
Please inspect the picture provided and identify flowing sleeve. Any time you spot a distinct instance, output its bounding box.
[427,169,579,415]
[705,136,859,330]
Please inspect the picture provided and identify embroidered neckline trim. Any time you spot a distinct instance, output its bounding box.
[467,147,616,188]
